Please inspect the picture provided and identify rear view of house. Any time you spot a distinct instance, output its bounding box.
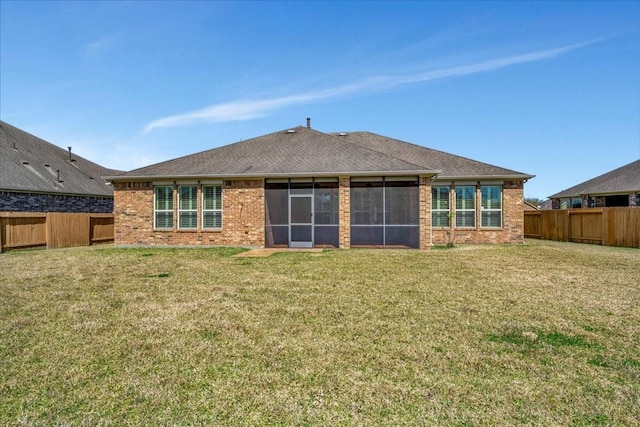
[109,121,534,249]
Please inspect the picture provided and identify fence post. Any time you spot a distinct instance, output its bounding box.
[46,212,52,249]
[601,208,609,246]
[0,215,4,253]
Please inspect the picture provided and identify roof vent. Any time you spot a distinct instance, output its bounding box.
[287,129,296,133]
[339,132,347,136]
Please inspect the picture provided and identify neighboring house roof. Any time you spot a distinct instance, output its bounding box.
[111,125,534,181]
[0,120,120,197]
[539,199,553,210]
[549,159,640,199]
[523,200,539,211]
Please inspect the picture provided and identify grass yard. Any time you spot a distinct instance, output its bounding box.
[1,240,639,426]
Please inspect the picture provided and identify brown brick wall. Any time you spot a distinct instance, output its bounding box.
[113,179,264,247]
[430,181,525,245]
[114,178,525,248]
[338,176,351,249]
[419,175,432,249]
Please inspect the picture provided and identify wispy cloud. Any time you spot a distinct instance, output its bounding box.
[84,33,120,60]
[143,40,597,133]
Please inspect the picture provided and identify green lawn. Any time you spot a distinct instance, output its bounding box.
[1,241,638,426]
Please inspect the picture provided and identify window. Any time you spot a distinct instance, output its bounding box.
[202,185,222,229]
[178,185,197,229]
[432,187,450,227]
[571,198,582,209]
[154,186,173,229]
[481,186,502,227]
[456,186,476,227]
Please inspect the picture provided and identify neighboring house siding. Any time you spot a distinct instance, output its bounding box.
[113,180,265,247]
[552,192,640,209]
[0,191,113,213]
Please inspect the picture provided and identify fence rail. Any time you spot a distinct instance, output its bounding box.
[524,207,640,248]
[0,212,114,252]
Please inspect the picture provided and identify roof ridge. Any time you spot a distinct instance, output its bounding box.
[326,130,435,172]
[125,125,320,174]
[332,131,527,175]
[340,130,531,175]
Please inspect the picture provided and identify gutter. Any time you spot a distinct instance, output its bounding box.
[105,169,443,182]
[436,174,535,181]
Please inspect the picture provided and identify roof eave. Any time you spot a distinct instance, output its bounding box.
[435,174,535,181]
[106,170,442,182]
[0,187,114,198]
[551,188,640,198]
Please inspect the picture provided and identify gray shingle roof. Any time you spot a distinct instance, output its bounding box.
[111,125,533,181]
[330,131,533,179]
[1,121,120,197]
[549,159,640,198]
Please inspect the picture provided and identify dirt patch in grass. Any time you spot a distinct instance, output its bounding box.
[1,241,638,425]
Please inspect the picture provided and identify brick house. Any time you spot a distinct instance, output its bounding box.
[549,159,640,209]
[109,121,534,249]
[1,121,119,213]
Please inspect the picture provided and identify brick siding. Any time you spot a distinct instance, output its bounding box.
[419,175,432,249]
[114,178,525,248]
[113,180,264,247]
[338,176,351,249]
[430,181,525,245]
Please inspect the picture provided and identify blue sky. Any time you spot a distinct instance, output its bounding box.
[1,1,639,199]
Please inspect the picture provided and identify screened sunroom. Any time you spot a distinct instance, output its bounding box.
[349,177,419,248]
[264,176,420,249]
[265,178,340,248]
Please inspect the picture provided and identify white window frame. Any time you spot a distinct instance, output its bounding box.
[481,185,502,228]
[202,185,223,229]
[178,185,198,229]
[154,185,174,229]
[432,186,451,227]
[455,185,476,228]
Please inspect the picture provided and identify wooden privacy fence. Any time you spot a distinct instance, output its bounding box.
[524,207,640,248]
[0,212,114,252]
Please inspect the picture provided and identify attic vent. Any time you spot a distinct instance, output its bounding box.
[339,132,347,136]
[287,129,295,133]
